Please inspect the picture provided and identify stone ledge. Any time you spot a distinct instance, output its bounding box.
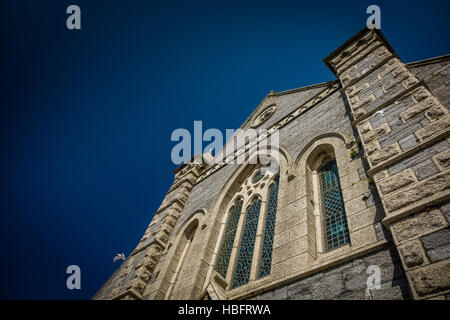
[369,143,401,167]
[391,208,448,245]
[384,169,450,214]
[383,190,450,227]
[378,168,417,195]
[367,129,450,177]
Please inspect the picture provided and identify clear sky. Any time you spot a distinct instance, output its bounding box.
[1,0,449,299]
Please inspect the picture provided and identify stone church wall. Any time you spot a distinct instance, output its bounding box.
[251,246,410,300]
[94,28,450,300]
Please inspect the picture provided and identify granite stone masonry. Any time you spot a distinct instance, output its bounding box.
[94,28,450,300]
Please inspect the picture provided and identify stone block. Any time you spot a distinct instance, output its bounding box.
[273,230,290,248]
[272,237,307,264]
[340,170,360,189]
[415,114,450,142]
[289,222,307,241]
[425,104,447,122]
[421,227,450,262]
[362,123,391,144]
[399,241,426,269]
[285,252,310,275]
[347,206,381,232]
[311,272,345,299]
[358,121,372,135]
[434,149,450,170]
[400,97,437,122]
[373,170,389,183]
[392,209,447,244]
[378,169,417,195]
[398,134,418,151]
[350,225,378,247]
[384,170,450,213]
[370,143,401,166]
[345,196,367,216]
[413,158,440,180]
[366,139,382,155]
[409,260,450,297]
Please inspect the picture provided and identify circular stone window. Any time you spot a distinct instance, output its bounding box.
[251,104,277,128]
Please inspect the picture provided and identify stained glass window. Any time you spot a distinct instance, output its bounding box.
[318,159,350,251]
[258,177,279,278]
[252,171,264,184]
[231,197,262,289]
[215,198,243,278]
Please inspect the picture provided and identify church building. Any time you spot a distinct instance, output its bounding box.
[94,28,450,300]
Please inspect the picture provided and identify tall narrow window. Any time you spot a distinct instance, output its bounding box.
[215,198,243,278]
[166,220,198,299]
[231,197,262,289]
[258,176,279,278]
[318,159,350,251]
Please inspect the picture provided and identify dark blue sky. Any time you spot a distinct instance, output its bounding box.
[1,0,449,299]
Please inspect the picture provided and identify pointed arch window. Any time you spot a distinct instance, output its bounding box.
[214,168,280,290]
[318,159,350,251]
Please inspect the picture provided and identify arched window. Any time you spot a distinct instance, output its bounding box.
[318,159,350,251]
[215,198,243,279]
[166,219,198,299]
[214,167,280,290]
[231,197,262,288]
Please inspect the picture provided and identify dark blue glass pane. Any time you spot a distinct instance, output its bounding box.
[231,197,262,289]
[258,177,279,278]
[319,159,350,251]
[215,198,243,278]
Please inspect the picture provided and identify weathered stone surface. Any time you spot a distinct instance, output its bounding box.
[398,134,418,151]
[370,143,401,166]
[352,94,376,112]
[421,228,450,262]
[393,209,447,243]
[440,202,450,223]
[339,279,410,300]
[425,244,450,263]
[410,260,450,297]
[425,104,447,122]
[366,139,381,155]
[415,114,450,142]
[414,158,440,181]
[373,170,388,183]
[399,242,425,268]
[253,247,410,300]
[434,149,450,170]
[378,169,416,195]
[400,97,437,122]
[362,123,391,143]
[421,227,450,250]
[96,29,450,301]
[358,121,372,135]
[392,209,447,243]
[250,287,288,300]
[384,170,450,213]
